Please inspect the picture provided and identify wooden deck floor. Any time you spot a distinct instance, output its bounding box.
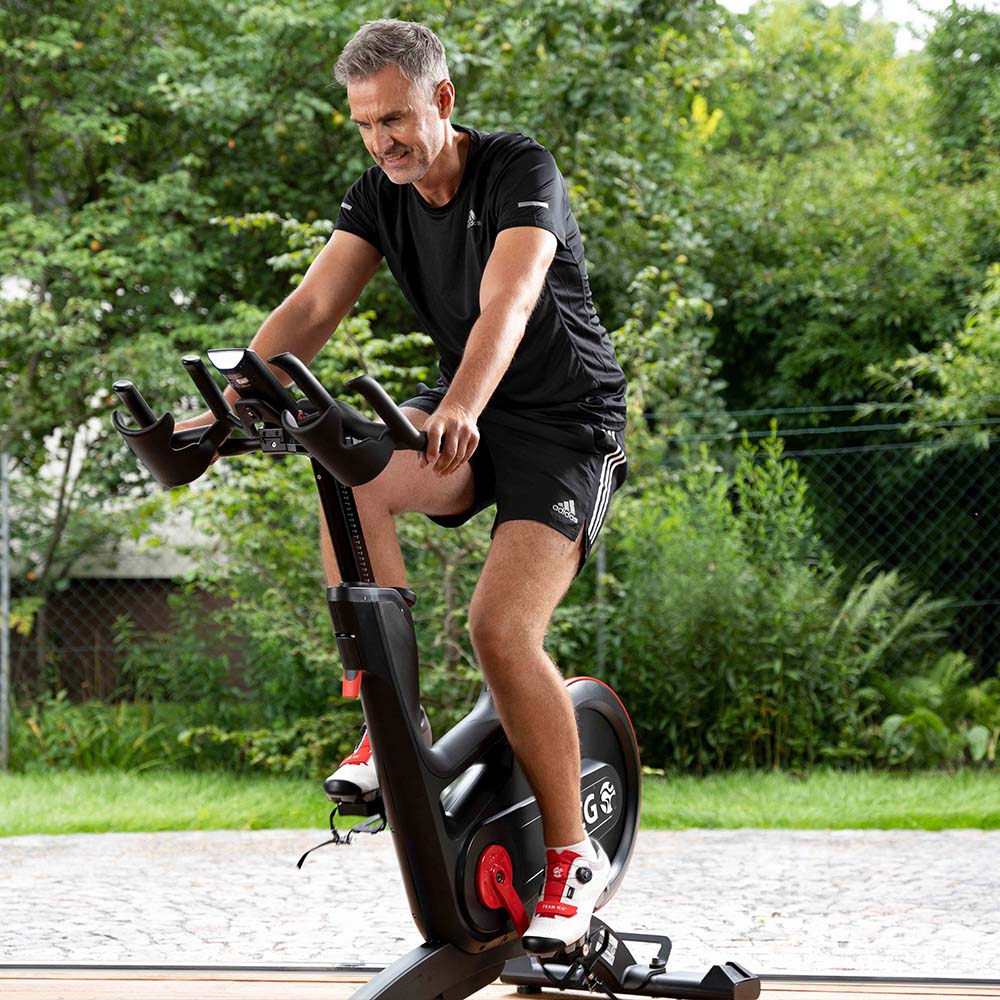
[0,967,996,1000]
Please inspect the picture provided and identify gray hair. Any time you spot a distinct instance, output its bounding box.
[334,20,449,97]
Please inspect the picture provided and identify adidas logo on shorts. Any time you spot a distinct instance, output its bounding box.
[552,499,579,524]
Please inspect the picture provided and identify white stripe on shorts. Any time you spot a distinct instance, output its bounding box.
[588,447,627,546]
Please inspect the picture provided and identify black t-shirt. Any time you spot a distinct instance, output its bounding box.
[334,126,626,430]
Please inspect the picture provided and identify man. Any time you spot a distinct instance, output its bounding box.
[182,19,627,955]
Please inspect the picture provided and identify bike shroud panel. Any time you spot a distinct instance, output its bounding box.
[326,586,642,952]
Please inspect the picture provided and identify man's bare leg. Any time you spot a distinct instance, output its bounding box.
[467,519,585,848]
[319,407,475,587]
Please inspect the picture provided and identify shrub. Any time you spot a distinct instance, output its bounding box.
[867,651,1000,768]
[114,609,234,707]
[8,694,364,779]
[178,710,362,779]
[11,694,190,772]
[598,434,952,771]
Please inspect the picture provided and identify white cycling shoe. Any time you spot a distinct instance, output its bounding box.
[323,708,432,803]
[323,726,378,801]
[521,837,610,957]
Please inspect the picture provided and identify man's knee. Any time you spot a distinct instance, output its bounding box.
[469,597,544,671]
[354,454,472,519]
[350,407,475,518]
[349,406,425,518]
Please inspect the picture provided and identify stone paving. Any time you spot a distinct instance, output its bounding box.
[1,829,998,980]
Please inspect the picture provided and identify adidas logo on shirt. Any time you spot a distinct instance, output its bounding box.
[467,208,482,229]
[552,499,579,524]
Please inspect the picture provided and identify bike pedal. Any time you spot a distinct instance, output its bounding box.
[526,932,587,965]
[296,806,388,867]
[335,791,385,816]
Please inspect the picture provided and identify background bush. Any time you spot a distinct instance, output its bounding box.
[596,435,953,770]
[12,695,192,773]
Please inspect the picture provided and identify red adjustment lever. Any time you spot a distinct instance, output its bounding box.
[476,844,529,936]
[342,673,362,699]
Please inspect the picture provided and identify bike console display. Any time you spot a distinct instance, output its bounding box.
[207,348,299,433]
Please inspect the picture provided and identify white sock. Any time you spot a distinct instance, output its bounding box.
[549,837,597,861]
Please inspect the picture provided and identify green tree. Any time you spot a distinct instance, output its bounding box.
[687,0,993,410]
[702,143,985,409]
[868,263,1000,447]
[714,0,905,159]
[0,0,373,670]
[924,2,1000,175]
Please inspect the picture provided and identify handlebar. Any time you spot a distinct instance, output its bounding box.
[181,355,233,423]
[346,375,426,452]
[112,380,158,428]
[111,350,427,488]
[266,352,429,486]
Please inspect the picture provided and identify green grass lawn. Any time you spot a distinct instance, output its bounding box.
[641,769,1000,829]
[2,768,998,836]
[0,771,329,837]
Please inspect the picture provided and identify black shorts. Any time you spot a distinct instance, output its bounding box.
[402,388,628,570]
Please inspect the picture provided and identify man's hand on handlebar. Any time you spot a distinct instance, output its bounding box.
[420,403,480,476]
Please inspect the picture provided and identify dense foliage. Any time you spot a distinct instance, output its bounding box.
[4,0,1000,774]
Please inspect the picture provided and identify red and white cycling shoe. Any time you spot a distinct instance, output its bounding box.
[323,708,432,803]
[323,726,379,801]
[521,838,611,957]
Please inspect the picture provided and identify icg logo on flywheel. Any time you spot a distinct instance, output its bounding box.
[582,779,618,827]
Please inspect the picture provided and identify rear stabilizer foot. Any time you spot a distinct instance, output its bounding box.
[502,918,760,1000]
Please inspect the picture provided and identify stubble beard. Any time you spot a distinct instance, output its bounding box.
[380,147,432,185]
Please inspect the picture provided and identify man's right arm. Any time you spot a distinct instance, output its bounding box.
[177,230,382,428]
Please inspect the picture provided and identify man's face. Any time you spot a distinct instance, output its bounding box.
[348,64,448,186]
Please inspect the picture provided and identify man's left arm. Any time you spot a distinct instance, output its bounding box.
[421,226,557,475]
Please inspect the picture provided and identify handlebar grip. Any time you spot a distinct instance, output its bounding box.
[267,352,335,411]
[113,380,157,428]
[279,405,395,486]
[182,354,233,422]
[347,375,425,452]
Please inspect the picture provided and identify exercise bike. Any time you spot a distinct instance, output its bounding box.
[112,349,761,1000]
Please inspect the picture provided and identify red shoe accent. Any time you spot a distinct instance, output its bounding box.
[340,728,372,767]
[533,848,583,920]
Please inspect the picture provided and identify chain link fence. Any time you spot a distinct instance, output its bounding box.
[794,439,999,668]
[667,404,1000,675]
[4,408,1000,713]
[8,577,181,703]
